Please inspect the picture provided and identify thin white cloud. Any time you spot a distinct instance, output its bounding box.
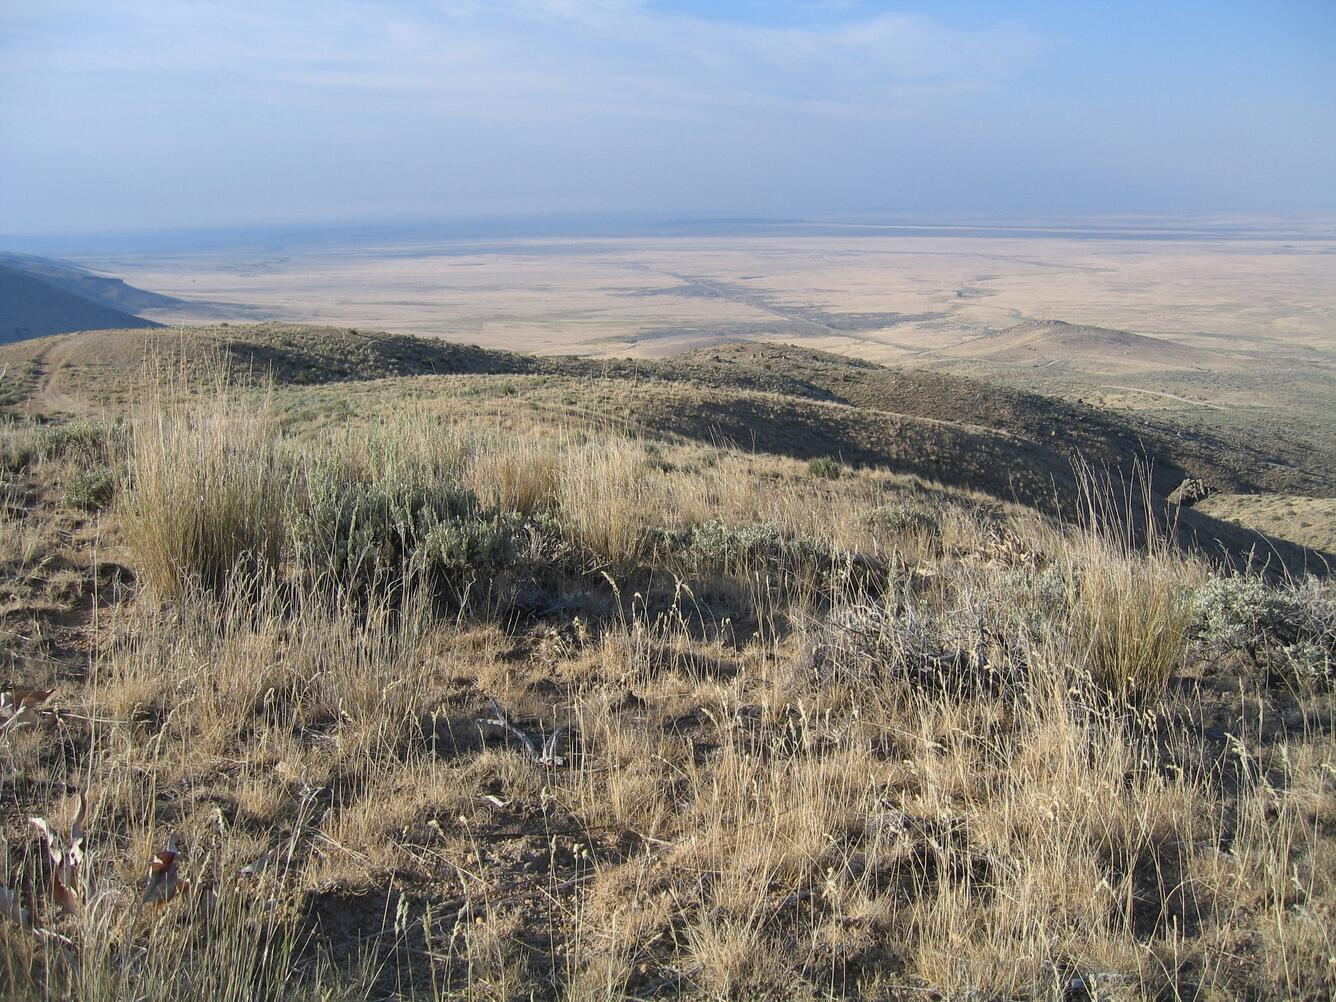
[2,1,1048,121]
[0,3,1059,229]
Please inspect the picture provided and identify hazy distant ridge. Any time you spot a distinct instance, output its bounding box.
[0,255,167,344]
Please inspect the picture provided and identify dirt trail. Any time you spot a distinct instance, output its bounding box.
[28,339,82,415]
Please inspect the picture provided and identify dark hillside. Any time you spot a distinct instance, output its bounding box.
[0,253,185,313]
[660,343,1335,501]
[0,264,162,344]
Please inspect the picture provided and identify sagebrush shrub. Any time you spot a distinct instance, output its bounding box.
[414,509,524,585]
[1,418,126,473]
[290,459,521,602]
[986,563,1070,640]
[866,501,938,536]
[1190,574,1336,684]
[806,598,999,694]
[647,519,829,582]
[63,466,117,511]
[34,419,127,466]
[1192,577,1278,651]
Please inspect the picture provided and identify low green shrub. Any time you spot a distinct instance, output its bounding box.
[1190,575,1335,685]
[807,456,842,480]
[63,466,117,511]
[989,563,1070,639]
[647,520,830,581]
[414,509,524,590]
[34,419,128,466]
[866,501,938,536]
[290,460,524,604]
[1190,576,1289,654]
[806,598,1007,694]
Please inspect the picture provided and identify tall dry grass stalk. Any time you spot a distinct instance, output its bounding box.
[1066,547,1196,697]
[465,433,562,516]
[121,390,288,598]
[555,440,657,566]
[1058,458,1201,698]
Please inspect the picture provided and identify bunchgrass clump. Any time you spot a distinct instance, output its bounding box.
[121,397,289,597]
[1059,459,1199,699]
[1066,547,1195,699]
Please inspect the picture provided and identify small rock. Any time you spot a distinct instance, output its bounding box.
[1168,477,1210,506]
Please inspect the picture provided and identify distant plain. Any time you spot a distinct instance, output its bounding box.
[86,221,1336,368]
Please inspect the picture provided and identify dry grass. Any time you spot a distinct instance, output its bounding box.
[1,369,1332,1001]
[465,434,562,517]
[120,390,288,598]
[555,440,660,568]
[1197,492,1336,557]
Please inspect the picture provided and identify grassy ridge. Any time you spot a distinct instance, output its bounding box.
[4,325,1331,577]
[6,324,1332,500]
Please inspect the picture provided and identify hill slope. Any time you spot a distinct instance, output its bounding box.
[3,323,1330,502]
[0,252,185,313]
[0,263,163,344]
[950,318,1226,371]
[3,323,1331,573]
[659,342,1334,501]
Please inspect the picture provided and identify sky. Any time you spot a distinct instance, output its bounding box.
[2,0,1334,235]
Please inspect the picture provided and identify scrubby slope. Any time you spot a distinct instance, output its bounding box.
[13,324,1321,498]
[0,383,1332,1001]
[0,325,1295,493]
[0,264,162,344]
[662,342,1333,501]
[0,324,1184,506]
[2,323,1329,571]
[0,323,550,404]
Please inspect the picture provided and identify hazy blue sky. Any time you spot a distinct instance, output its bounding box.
[3,1,1334,234]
